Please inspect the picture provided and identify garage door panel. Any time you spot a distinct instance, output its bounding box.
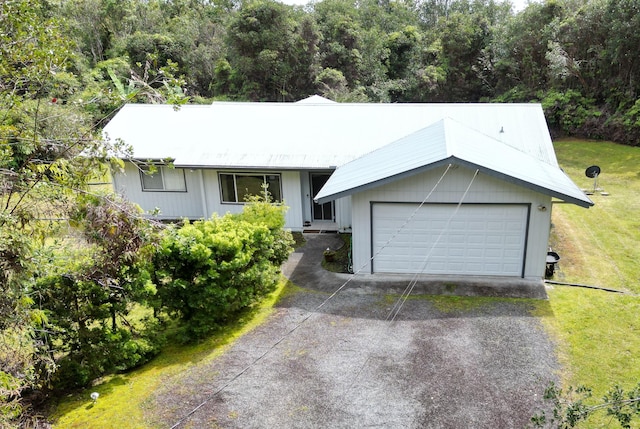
[485,248,504,258]
[505,236,523,246]
[467,249,484,258]
[503,262,520,271]
[372,204,528,276]
[448,248,465,257]
[430,247,447,257]
[487,222,505,231]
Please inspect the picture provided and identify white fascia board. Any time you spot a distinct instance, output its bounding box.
[315,158,454,204]
[452,158,594,208]
[316,156,593,208]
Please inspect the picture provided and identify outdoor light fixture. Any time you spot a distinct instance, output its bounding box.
[538,204,547,211]
[91,392,99,403]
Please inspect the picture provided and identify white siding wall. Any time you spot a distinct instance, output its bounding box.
[335,196,352,231]
[300,172,312,223]
[114,164,304,230]
[114,163,206,219]
[281,171,304,231]
[351,165,552,279]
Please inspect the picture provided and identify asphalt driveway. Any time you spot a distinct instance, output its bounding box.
[151,234,559,428]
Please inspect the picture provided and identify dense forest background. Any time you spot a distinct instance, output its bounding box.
[52,0,640,144]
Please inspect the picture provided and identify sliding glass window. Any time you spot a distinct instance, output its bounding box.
[219,173,281,203]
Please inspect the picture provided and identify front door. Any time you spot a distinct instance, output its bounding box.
[311,173,334,221]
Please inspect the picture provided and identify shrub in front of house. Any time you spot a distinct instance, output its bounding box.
[153,201,293,340]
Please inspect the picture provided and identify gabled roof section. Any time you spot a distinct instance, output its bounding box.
[314,118,593,208]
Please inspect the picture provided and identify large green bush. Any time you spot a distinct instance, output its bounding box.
[606,99,640,146]
[154,202,293,340]
[36,271,162,389]
[33,195,162,389]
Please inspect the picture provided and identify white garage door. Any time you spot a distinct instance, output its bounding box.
[372,203,528,276]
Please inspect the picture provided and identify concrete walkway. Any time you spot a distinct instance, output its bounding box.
[151,234,558,428]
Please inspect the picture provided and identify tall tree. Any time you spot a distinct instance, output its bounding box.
[493,0,564,96]
[0,0,166,422]
[1,0,83,424]
[420,0,511,101]
[313,0,366,89]
[226,0,318,100]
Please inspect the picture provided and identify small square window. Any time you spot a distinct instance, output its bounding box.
[141,169,164,190]
[140,166,186,192]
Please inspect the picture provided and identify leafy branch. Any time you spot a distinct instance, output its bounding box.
[532,382,640,428]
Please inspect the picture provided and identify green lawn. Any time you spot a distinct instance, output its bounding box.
[542,139,640,427]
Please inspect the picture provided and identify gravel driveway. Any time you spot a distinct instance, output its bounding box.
[150,234,559,428]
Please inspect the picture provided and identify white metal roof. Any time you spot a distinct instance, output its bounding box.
[103,100,558,169]
[102,98,591,207]
[314,117,593,208]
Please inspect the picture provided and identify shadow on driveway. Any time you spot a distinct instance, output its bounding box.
[152,234,559,429]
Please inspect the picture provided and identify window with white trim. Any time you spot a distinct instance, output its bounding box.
[219,173,282,203]
[140,166,187,192]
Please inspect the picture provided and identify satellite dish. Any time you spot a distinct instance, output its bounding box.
[584,165,602,194]
[585,165,601,178]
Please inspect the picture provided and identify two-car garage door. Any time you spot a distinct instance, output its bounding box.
[372,203,529,276]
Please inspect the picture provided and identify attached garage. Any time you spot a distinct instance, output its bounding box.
[315,116,594,281]
[371,203,529,276]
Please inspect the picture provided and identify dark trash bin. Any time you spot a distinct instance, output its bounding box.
[545,251,560,278]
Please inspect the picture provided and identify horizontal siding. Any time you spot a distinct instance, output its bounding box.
[115,164,304,230]
[351,165,552,279]
[335,196,352,231]
[114,163,205,219]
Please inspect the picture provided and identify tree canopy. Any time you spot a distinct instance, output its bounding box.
[46,0,640,143]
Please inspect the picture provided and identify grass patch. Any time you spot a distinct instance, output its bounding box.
[48,278,293,429]
[290,231,306,249]
[321,233,351,273]
[541,139,640,425]
[417,294,547,314]
[378,293,550,316]
[424,294,491,312]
